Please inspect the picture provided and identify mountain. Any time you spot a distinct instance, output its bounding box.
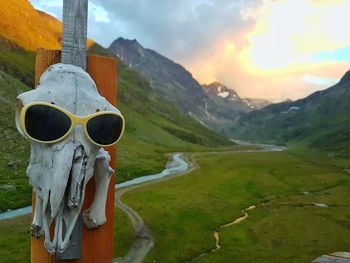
[108,38,251,136]
[200,81,250,134]
[0,36,36,87]
[202,81,245,103]
[202,81,271,110]
[242,98,272,110]
[109,38,207,115]
[232,70,350,155]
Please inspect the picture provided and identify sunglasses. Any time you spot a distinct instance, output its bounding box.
[20,102,125,147]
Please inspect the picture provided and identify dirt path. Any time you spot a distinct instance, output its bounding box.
[114,186,154,263]
[114,153,197,263]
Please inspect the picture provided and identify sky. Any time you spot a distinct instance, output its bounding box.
[30,0,350,101]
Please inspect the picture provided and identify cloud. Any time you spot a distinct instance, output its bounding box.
[30,0,62,18]
[29,0,350,100]
[300,74,339,86]
[88,0,261,60]
[190,0,350,100]
[89,2,110,23]
[30,0,111,40]
[30,0,260,59]
[238,0,350,72]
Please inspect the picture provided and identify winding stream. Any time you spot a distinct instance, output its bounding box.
[116,153,191,189]
[186,205,257,263]
[0,153,192,221]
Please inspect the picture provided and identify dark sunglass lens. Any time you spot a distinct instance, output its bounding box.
[25,105,71,142]
[87,114,123,145]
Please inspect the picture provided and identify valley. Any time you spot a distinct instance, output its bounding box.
[0,1,350,262]
[1,145,350,263]
[115,146,350,263]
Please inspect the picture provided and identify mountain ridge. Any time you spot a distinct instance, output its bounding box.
[109,38,259,137]
[109,37,208,115]
[232,69,350,155]
[202,81,272,110]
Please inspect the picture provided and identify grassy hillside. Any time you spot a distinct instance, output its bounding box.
[0,0,61,51]
[0,70,31,212]
[0,37,36,87]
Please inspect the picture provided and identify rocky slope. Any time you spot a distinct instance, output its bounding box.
[202,81,243,102]
[202,81,271,110]
[109,38,207,115]
[200,82,250,135]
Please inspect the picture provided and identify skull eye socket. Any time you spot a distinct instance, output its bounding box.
[24,105,72,142]
[86,114,124,146]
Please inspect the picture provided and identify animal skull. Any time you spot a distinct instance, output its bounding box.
[15,63,119,254]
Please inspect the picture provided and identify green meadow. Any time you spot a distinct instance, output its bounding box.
[2,147,350,263]
[115,147,350,263]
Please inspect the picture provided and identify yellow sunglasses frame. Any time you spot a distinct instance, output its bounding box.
[20,101,125,147]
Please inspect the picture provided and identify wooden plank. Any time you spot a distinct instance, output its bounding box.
[56,214,83,260]
[60,1,88,257]
[312,255,350,263]
[61,0,88,70]
[32,49,61,263]
[32,50,117,263]
[35,49,61,87]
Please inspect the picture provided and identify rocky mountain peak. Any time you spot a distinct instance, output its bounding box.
[113,37,142,48]
[108,37,208,115]
[202,81,241,102]
[202,81,272,110]
[109,37,147,62]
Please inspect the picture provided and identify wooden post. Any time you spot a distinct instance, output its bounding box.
[61,0,88,70]
[32,51,117,263]
[59,0,88,259]
[31,0,118,261]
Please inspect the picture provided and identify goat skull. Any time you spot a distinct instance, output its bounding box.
[15,63,119,254]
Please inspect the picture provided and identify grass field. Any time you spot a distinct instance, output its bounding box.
[0,207,134,263]
[115,147,350,263]
[0,147,349,262]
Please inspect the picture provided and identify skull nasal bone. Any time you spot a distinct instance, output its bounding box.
[68,145,87,209]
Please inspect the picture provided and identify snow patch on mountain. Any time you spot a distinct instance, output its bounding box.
[218,91,229,98]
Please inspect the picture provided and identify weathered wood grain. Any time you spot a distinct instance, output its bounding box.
[60,0,88,258]
[61,0,88,70]
[32,50,117,263]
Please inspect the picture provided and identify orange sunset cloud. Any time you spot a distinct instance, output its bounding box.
[188,0,350,101]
